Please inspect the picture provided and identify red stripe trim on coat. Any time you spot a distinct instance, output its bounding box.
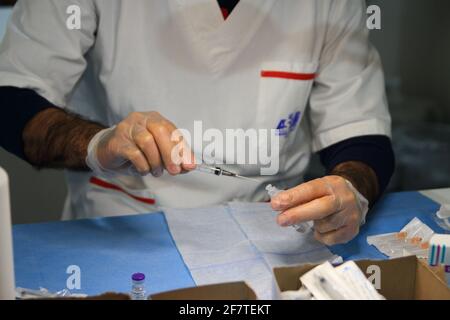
[261,70,316,80]
[89,177,156,205]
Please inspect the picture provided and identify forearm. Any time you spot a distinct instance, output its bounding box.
[330,161,379,206]
[23,107,105,170]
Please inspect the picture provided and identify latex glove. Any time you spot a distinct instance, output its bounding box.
[271,176,369,246]
[86,112,196,178]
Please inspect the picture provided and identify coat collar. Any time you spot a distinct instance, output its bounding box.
[170,0,278,75]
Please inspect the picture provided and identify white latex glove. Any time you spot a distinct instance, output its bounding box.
[271,176,369,246]
[86,112,196,178]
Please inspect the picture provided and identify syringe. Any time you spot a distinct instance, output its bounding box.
[196,164,259,183]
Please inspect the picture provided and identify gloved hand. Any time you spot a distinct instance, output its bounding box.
[271,176,369,245]
[86,112,196,178]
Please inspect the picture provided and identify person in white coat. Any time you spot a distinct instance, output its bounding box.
[0,0,394,245]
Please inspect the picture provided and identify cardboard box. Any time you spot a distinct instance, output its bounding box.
[272,256,450,300]
[151,282,257,300]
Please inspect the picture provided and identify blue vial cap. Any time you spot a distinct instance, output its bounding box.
[132,273,145,282]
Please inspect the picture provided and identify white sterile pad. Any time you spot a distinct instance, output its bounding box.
[228,202,336,267]
[163,202,337,299]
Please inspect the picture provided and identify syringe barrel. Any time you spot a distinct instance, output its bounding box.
[196,164,221,176]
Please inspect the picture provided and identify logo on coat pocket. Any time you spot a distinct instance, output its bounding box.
[276,111,301,137]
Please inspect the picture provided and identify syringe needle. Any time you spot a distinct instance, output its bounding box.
[233,174,260,184]
[196,164,259,183]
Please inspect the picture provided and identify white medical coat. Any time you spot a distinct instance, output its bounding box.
[0,0,391,219]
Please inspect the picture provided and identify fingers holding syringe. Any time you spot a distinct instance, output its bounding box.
[162,126,197,173]
[114,144,149,175]
[123,112,196,176]
[271,178,333,212]
[131,125,163,176]
[94,111,196,177]
[276,195,340,227]
[144,116,196,175]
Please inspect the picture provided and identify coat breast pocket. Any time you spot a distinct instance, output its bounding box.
[256,61,318,139]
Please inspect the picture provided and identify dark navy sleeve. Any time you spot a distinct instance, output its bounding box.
[318,135,395,196]
[0,86,57,160]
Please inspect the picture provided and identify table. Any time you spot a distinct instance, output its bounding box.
[421,188,450,204]
[13,190,449,296]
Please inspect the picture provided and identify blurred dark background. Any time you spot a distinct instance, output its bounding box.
[1,0,449,223]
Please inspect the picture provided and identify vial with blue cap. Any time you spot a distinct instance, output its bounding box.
[130,273,147,300]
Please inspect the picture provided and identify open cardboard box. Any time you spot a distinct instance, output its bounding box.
[151,282,257,300]
[273,256,450,300]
